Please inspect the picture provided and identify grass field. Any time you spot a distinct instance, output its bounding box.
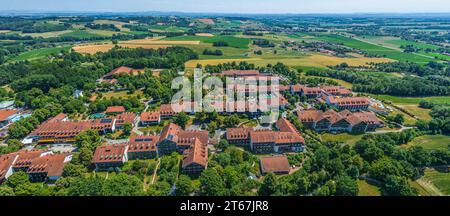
[12,46,72,61]
[357,180,381,196]
[420,168,450,195]
[303,75,353,88]
[369,94,450,105]
[61,29,104,38]
[311,34,433,64]
[162,35,251,49]
[22,30,73,38]
[401,135,450,151]
[100,89,144,100]
[396,104,432,121]
[320,133,363,146]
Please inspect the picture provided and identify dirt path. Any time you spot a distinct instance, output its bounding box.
[416,178,443,196]
[150,158,161,185]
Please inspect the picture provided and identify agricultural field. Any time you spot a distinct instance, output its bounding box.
[162,35,251,49]
[22,30,73,38]
[11,46,72,61]
[369,95,450,105]
[61,29,105,38]
[186,53,392,68]
[310,34,433,64]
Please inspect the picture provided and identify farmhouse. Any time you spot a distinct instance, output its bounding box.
[260,155,291,175]
[127,135,159,160]
[92,144,129,171]
[140,111,161,126]
[181,138,208,174]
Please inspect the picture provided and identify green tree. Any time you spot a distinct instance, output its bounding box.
[173,112,189,129]
[175,175,194,196]
[101,173,144,196]
[199,169,227,196]
[258,173,279,196]
[123,123,132,136]
[6,171,29,188]
[335,175,358,196]
[383,175,418,196]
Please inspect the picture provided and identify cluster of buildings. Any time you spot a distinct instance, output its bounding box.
[0,103,32,138]
[92,123,209,174]
[0,149,72,183]
[297,109,383,134]
[25,107,137,145]
[226,118,305,154]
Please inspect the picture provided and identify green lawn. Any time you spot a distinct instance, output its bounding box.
[369,94,450,106]
[401,135,450,151]
[421,168,450,195]
[12,46,72,61]
[163,35,251,49]
[320,133,363,146]
[312,34,433,64]
[357,180,381,196]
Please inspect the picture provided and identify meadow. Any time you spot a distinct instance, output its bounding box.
[12,46,72,61]
[401,135,450,151]
[162,35,251,49]
[311,34,433,64]
[420,168,450,195]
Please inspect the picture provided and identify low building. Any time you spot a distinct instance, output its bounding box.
[181,138,208,174]
[160,104,177,118]
[101,66,145,80]
[12,150,52,172]
[301,87,322,98]
[325,96,371,111]
[114,112,137,129]
[220,70,260,77]
[321,86,352,97]
[27,154,72,182]
[297,109,383,134]
[0,153,18,183]
[29,114,115,144]
[225,127,253,146]
[105,106,126,115]
[140,111,161,126]
[0,109,19,127]
[157,123,209,156]
[92,144,129,171]
[260,155,290,175]
[127,135,159,160]
[0,101,14,110]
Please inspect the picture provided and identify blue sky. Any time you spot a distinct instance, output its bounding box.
[2,0,450,13]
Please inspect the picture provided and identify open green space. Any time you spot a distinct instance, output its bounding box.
[163,35,251,49]
[401,135,450,151]
[11,46,72,61]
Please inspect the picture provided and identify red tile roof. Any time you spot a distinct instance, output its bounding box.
[275,118,298,134]
[226,127,253,141]
[140,111,160,122]
[26,154,69,177]
[92,144,127,164]
[298,109,323,122]
[0,153,17,180]
[160,104,177,116]
[128,135,159,153]
[12,150,47,169]
[327,96,370,106]
[159,123,209,147]
[0,109,18,121]
[105,106,125,114]
[182,138,208,168]
[221,70,260,77]
[260,156,290,174]
[114,112,136,126]
[102,66,145,79]
[321,86,352,96]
